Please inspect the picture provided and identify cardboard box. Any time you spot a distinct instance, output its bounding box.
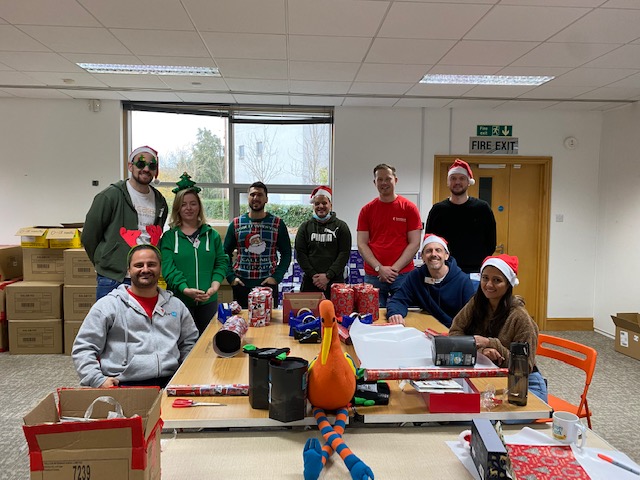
[470,418,510,480]
[611,313,640,360]
[23,387,162,480]
[420,378,481,413]
[23,248,64,282]
[64,249,96,285]
[63,285,96,321]
[0,279,21,351]
[47,228,82,249]
[6,281,63,320]
[0,245,23,281]
[15,227,50,248]
[64,320,83,355]
[282,292,324,323]
[9,318,63,354]
[218,284,234,303]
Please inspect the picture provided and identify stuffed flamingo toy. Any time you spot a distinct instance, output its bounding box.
[303,300,374,480]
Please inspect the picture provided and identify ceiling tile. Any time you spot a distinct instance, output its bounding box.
[349,82,413,94]
[225,78,288,93]
[289,35,371,62]
[87,73,169,88]
[120,91,183,101]
[500,0,602,5]
[289,80,351,94]
[584,45,640,68]
[23,71,108,87]
[63,89,127,100]
[439,40,539,66]
[495,100,561,110]
[289,95,345,106]
[545,100,618,110]
[465,5,589,41]
[356,64,429,83]
[201,33,286,60]
[463,85,538,98]
[183,0,286,34]
[158,76,229,90]
[176,92,237,103]
[289,61,360,82]
[215,59,287,79]
[0,70,44,85]
[574,86,640,100]
[110,29,209,57]
[19,26,130,54]
[62,53,142,65]
[0,87,72,98]
[342,97,398,107]
[497,65,571,77]
[601,0,640,7]
[288,0,387,37]
[231,93,290,104]
[445,98,507,109]
[512,42,619,67]
[366,38,455,64]
[550,8,640,43]
[405,83,475,96]
[394,97,453,108]
[428,65,502,75]
[379,2,491,39]
[0,25,50,52]
[604,72,640,88]
[518,85,594,98]
[78,0,194,29]
[0,0,100,26]
[0,52,82,72]
[548,67,638,87]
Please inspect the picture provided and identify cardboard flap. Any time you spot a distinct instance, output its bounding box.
[23,393,59,425]
[15,227,48,236]
[46,229,80,240]
[611,313,640,331]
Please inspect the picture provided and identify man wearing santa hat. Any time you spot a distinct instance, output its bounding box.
[224,181,292,308]
[82,146,168,300]
[426,158,496,275]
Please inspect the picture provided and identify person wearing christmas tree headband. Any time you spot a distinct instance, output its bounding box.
[159,173,228,335]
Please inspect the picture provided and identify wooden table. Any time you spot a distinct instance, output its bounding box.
[161,310,552,429]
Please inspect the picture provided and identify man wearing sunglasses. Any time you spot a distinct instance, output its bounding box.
[82,146,169,300]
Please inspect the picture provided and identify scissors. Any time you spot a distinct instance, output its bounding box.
[172,399,226,408]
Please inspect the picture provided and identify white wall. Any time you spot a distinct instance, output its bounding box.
[1,97,632,334]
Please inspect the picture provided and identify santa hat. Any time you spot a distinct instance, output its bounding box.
[447,158,475,186]
[245,233,261,248]
[481,254,519,287]
[421,233,449,253]
[310,185,332,204]
[129,146,159,179]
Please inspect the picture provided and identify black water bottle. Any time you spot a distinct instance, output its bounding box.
[508,342,529,406]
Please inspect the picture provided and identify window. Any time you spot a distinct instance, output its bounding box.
[125,103,333,234]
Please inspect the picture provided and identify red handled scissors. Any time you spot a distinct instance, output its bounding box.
[172,399,226,408]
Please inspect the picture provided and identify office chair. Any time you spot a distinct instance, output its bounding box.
[536,333,597,428]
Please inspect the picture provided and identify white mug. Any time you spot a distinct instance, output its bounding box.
[552,411,587,447]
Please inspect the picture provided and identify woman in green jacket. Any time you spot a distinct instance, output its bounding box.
[160,174,228,335]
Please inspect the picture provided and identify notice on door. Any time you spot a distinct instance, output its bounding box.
[469,137,519,154]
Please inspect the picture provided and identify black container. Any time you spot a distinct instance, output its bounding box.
[508,342,529,406]
[268,356,309,423]
[248,356,271,409]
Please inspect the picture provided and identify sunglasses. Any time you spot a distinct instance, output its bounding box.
[132,158,158,170]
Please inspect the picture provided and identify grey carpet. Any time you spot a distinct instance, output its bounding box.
[0,330,636,479]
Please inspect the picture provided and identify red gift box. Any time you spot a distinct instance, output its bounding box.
[420,378,480,413]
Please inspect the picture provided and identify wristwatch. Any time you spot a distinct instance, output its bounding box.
[374,265,381,273]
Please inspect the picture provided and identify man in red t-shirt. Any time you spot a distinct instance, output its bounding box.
[357,163,422,306]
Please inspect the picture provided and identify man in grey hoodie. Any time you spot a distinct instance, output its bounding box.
[72,245,198,388]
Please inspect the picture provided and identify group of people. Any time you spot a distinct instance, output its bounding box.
[72,146,546,405]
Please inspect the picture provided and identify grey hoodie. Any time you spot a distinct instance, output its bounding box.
[72,285,198,388]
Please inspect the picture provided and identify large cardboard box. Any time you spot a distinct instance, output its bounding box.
[6,281,63,320]
[23,248,64,282]
[47,228,82,249]
[63,285,96,321]
[0,245,23,281]
[15,227,50,248]
[64,249,96,285]
[282,292,324,323]
[64,320,83,355]
[611,313,640,360]
[218,284,234,303]
[0,279,21,352]
[9,318,63,354]
[23,387,162,480]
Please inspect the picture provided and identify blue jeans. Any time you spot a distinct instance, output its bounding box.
[96,274,130,300]
[363,273,408,307]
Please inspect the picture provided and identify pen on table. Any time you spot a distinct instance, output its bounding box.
[598,453,640,475]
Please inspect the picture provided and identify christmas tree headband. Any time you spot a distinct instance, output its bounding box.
[172,172,201,194]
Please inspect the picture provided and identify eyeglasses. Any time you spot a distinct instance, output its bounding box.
[132,158,157,170]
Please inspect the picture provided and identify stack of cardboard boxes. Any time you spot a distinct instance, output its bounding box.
[0,245,24,351]
[5,227,95,355]
[63,248,96,354]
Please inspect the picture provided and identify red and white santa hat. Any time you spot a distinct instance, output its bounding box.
[447,158,475,186]
[421,233,449,253]
[129,146,159,179]
[309,185,332,204]
[481,254,519,287]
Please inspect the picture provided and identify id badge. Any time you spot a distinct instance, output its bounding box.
[193,238,200,249]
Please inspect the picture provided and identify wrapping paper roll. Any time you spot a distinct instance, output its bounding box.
[330,283,354,317]
[363,367,509,382]
[248,287,273,327]
[212,315,249,357]
[165,384,249,396]
[355,286,379,321]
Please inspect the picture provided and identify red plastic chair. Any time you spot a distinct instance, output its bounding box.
[536,334,597,428]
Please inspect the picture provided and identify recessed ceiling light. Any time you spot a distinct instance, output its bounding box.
[420,74,554,86]
[77,63,220,76]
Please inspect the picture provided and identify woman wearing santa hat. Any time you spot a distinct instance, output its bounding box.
[294,186,352,298]
[449,254,548,403]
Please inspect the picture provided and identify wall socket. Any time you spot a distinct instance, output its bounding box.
[92,180,99,186]
[555,214,564,222]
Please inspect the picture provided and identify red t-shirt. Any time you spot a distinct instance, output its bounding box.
[127,288,159,319]
[357,195,422,275]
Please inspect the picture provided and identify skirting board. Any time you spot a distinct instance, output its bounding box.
[545,317,593,331]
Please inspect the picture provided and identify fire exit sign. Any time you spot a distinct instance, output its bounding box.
[477,125,512,136]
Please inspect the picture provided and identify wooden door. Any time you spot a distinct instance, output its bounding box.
[433,156,551,327]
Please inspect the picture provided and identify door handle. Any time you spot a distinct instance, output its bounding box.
[495,244,505,254]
